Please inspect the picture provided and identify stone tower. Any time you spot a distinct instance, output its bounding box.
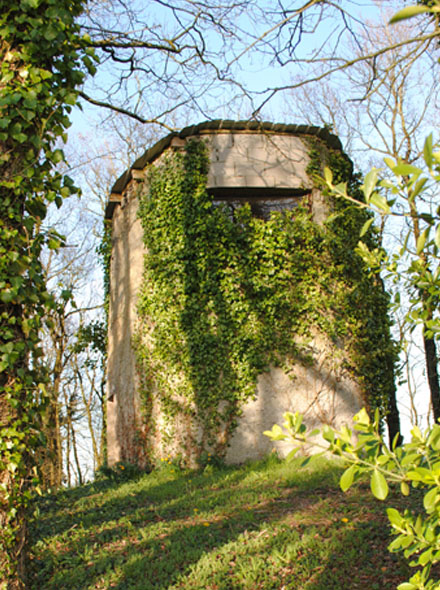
[104,120,387,468]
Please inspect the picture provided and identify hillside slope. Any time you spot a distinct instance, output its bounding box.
[29,456,413,590]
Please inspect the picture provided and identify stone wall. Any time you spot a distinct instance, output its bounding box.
[107,181,146,466]
[205,130,310,188]
[225,337,362,464]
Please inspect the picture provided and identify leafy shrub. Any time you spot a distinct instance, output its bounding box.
[95,461,147,483]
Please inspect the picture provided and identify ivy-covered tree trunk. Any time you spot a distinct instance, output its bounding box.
[0,1,93,586]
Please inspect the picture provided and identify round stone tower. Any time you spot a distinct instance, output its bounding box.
[104,120,383,467]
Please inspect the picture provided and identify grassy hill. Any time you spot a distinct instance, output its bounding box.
[28,455,414,590]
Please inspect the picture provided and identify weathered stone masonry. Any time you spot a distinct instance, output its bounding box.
[105,120,365,466]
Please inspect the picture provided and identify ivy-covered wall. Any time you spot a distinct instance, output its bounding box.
[106,124,397,468]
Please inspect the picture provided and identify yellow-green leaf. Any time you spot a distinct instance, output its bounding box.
[324,167,333,185]
[389,5,430,24]
[423,487,438,512]
[354,407,371,426]
[363,169,378,199]
[369,192,390,214]
[416,229,429,255]
[340,464,357,492]
[359,218,374,237]
[435,225,440,250]
[371,469,389,500]
[392,163,422,177]
[263,424,286,441]
[384,157,396,170]
[424,134,433,167]
[400,481,410,496]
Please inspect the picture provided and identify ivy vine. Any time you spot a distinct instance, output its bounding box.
[98,219,112,324]
[134,138,397,466]
[306,139,398,423]
[0,0,96,584]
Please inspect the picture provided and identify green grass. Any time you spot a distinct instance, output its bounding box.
[28,455,413,590]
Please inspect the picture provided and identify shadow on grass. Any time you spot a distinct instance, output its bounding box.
[28,457,411,590]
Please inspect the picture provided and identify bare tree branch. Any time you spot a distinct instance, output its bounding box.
[252,30,439,116]
[78,91,177,129]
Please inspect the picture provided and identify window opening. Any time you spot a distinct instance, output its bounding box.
[209,187,310,220]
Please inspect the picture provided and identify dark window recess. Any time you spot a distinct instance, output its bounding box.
[209,187,311,220]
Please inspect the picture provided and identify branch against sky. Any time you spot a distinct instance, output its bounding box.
[283,5,439,170]
[77,0,257,126]
[74,0,440,126]
[248,0,439,117]
[267,3,440,433]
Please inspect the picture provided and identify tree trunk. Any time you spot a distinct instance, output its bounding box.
[77,367,100,470]
[386,386,403,446]
[423,332,440,423]
[70,422,83,486]
[408,200,440,424]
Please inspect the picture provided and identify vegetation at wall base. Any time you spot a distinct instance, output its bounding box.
[133,138,397,466]
[28,455,420,590]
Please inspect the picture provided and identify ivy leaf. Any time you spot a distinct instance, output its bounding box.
[47,238,61,250]
[1,289,15,303]
[44,26,59,41]
[12,132,28,143]
[21,0,39,7]
[371,469,389,500]
[51,149,64,164]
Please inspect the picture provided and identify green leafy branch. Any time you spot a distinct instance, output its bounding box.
[265,409,440,590]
